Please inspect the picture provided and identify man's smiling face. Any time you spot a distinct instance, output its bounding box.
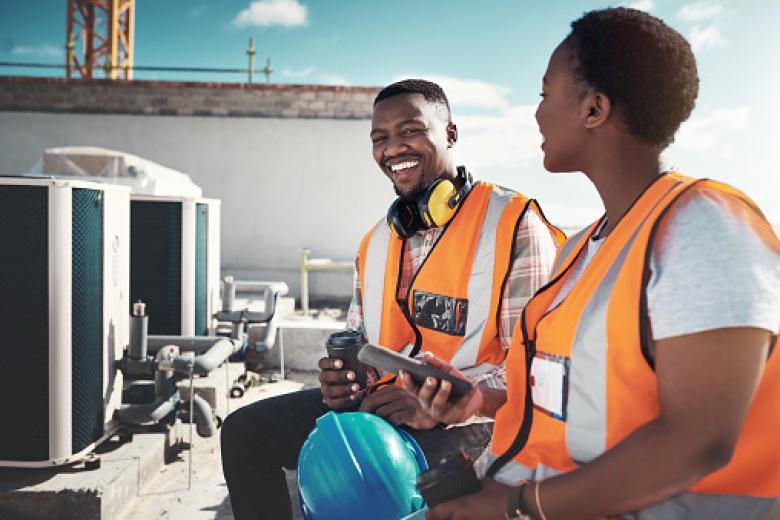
[370,92,456,200]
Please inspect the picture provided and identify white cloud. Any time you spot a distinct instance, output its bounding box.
[455,105,542,171]
[281,66,315,78]
[673,107,748,152]
[392,74,512,112]
[231,0,307,28]
[318,74,348,86]
[689,24,728,52]
[677,2,723,21]
[11,44,63,58]
[626,0,654,12]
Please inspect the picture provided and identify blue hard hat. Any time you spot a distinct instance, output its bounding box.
[298,411,428,520]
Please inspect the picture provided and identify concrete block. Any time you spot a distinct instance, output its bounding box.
[0,430,174,520]
[176,359,237,418]
[255,319,346,371]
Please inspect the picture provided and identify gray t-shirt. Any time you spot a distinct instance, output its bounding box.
[551,190,780,339]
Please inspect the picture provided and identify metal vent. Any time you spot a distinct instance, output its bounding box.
[0,185,49,461]
[71,188,105,454]
[131,201,182,334]
[195,203,209,335]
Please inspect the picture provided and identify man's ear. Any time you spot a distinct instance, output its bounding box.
[447,122,458,147]
[582,92,611,129]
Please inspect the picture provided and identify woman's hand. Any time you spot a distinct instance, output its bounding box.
[426,477,513,520]
[400,352,484,425]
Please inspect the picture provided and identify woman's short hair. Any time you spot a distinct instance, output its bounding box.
[567,7,699,148]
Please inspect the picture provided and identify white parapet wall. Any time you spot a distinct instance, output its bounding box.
[0,78,395,302]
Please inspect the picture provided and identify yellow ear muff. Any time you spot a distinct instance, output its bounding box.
[422,179,458,227]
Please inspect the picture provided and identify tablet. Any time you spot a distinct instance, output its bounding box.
[357,344,473,399]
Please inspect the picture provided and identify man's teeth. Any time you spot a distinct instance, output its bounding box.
[390,160,419,172]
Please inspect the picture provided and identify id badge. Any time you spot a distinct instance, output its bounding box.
[530,352,570,421]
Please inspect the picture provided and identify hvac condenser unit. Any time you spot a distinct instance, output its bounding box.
[0,178,128,467]
[130,196,221,336]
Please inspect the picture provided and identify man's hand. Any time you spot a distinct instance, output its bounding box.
[426,477,513,520]
[358,385,439,430]
[318,357,362,409]
[400,352,483,425]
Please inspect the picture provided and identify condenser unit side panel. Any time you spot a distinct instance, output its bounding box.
[0,186,50,461]
[206,201,222,332]
[71,188,105,454]
[195,203,209,336]
[130,201,182,335]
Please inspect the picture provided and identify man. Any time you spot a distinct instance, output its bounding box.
[220,79,563,519]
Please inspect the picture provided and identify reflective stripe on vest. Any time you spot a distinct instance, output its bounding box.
[362,220,389,346]
[490,172,780,513]
[358,181,563,367]
[550,225,591,276]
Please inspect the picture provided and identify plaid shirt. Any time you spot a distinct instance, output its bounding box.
[348,208,557,389]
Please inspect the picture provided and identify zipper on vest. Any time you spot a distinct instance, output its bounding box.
[486,309,535,478]
[395,239,423,356]
[486,242,586,478]
[399,186,476,358]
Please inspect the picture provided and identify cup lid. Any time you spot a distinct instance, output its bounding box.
[326,329,364,347]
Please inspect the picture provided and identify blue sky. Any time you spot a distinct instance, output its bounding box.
[1,0,778,224]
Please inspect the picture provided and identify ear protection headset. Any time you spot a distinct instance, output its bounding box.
[386,166,473,239]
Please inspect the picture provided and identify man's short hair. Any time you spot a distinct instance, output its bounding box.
[567,7,699,148]
[374,79,452,121]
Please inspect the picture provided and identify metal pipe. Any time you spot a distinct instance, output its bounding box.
[254,305,280,353]
[222,276,236,312]
[116,395,178,425]
[147,335,241,354]
[172,338,237,376]
[181,394,215,438]
[129,301,148,360]
[300,248,352,315]
[301,249,310,315]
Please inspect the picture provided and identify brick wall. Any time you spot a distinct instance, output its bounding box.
[0,76,381,119]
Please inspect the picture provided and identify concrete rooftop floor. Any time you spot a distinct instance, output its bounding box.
[119,366,319,520]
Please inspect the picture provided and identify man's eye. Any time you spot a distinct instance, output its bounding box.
[402,128,422,135]
[371,136,386,144]
[539,92,546,98]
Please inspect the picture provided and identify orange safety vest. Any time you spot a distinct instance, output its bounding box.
[490,173,780,513]
[358,181,564,370]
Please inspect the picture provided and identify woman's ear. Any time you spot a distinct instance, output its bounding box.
[583,92,611,129]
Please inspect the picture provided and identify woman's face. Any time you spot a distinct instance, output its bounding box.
[535,43,590,173]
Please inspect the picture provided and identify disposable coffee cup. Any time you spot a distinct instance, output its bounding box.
[325,330,367,389]
[416,451,481,507]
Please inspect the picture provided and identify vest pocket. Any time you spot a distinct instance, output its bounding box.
[412,290,468,336]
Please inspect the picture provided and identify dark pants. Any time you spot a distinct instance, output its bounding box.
[221,387,493,520]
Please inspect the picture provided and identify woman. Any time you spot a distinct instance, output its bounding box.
[401,7,780,519]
